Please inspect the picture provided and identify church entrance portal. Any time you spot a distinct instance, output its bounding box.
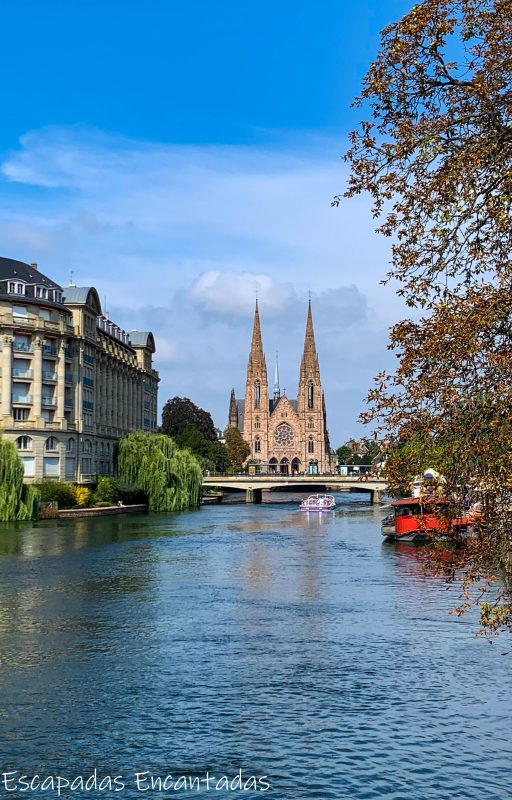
[269,458,278,475]
[291,457,300,475]
[280,458,289,475]
[308,460,319,475]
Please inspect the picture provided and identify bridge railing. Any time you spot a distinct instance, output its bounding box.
[203,465,382,479]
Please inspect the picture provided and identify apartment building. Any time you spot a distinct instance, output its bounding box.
[0,257,159,483]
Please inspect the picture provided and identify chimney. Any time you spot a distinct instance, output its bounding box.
[30,262,38,270]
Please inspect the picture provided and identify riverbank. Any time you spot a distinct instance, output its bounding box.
[57,504,148,519]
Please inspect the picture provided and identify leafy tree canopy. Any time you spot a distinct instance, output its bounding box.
[342,0,512,634]
[117,432,202,512]
[161,397,217,442]
[224,427,251,471]
[176,424,229,472]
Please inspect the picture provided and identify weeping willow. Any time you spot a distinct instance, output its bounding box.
[0,434,39,521]
[117,432,202,512]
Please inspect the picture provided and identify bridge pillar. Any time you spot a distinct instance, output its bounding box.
[371,489,381,505]
[246,488,262,504]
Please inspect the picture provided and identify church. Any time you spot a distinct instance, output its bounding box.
[228,300,335,475]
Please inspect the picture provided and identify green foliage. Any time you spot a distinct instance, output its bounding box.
[176,425,229,472]
[94,476,119,505]
[161,397,217,442]
[224,427,251,471]
[0,435,39,521]
[117,432,202,512]
[34,480,77,509]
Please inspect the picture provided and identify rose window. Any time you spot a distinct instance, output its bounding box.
[274,423,294,447]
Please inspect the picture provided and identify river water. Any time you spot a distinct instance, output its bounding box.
[0,493,511,800]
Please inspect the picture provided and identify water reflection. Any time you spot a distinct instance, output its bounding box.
[0,498,511,799]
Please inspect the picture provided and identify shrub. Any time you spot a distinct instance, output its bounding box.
[75,487,91,507]
[34,480,77,509]
[94,476,119,505]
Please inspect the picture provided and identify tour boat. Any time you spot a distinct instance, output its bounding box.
[381,497,481,543]
[300,494,336,512]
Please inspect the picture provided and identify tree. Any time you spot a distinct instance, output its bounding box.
[0,434,38,520]
[336,445,354,464]
[117,432,202,512]
[176,424,229,472]
[224,427,251,472]
[161,397,218,442]
[342,0,512,634]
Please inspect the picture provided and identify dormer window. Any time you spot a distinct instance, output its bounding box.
[8,282,25,295]
[36,286,48,299]
[53,290,63,303]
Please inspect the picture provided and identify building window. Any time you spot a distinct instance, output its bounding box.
[9,282,25,295]
[13,408,29,421]
[308,382,314,409]
[274,423,294,447]
[254,436,261,453]
[13,306,27,317]
[255,416,260,430]
[16,436,32,451]
[254,381,260,409]
[36,286,48,299]
[45,436,59,452]
[67,438,75,452]
[308,437,314,453]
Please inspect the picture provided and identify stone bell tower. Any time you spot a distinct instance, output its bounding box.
[243,300,269,462]
[297,300,329,470]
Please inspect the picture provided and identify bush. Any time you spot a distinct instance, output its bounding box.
[93,476,119,505]
[34,480,77,509]
[75,487,91,507]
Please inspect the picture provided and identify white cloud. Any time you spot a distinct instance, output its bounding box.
[189,270,295,316]
[0,125,404,442]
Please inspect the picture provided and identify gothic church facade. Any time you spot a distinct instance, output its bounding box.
[228,301,334,474]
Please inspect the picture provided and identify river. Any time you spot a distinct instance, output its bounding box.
[0,493,510,799]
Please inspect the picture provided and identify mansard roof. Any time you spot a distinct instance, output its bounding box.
[0,256,62,290]
[63,286,102,314]
[129,331,156,352]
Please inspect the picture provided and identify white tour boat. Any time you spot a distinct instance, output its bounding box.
[300,494,336,512]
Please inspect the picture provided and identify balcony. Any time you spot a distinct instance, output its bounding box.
[65,348,74,360]
[12,368,33,380]
[83,354,95,365]
[42,371,57,381]
[64,373,73,384]
[43,344,58,357]
[64,398,73,408]
[42,397,57,407]
[13,342,33,353]
[83,377,94,388]
[12,395,33,405]
[83,400,94,411]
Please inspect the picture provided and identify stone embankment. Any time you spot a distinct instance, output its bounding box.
[57,504,148,519]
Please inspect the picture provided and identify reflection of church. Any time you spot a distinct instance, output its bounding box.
[228,301,334,474]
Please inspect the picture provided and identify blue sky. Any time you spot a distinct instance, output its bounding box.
[0,0,410,444]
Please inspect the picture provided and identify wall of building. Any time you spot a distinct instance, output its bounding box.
[0,269,159,484]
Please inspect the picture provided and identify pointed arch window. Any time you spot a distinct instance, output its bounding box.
[254,436,261,453]
[308,382,314,409]
[308,437,314,454]
[254,416,260,430]
[254,381,261,409]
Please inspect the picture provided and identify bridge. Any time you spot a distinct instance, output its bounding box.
[202,474,388,504]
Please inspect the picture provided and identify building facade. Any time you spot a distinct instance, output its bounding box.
[0,257,159,483]
[228,301,334,474]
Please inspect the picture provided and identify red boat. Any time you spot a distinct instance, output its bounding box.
[381,497,481,543]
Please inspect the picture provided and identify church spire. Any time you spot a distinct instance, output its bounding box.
[273,351,281,401]
[300,299,320,380]
[229,388,238,428]
[247,299,267,379]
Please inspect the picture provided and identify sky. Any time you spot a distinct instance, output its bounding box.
[0,0,411,445]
